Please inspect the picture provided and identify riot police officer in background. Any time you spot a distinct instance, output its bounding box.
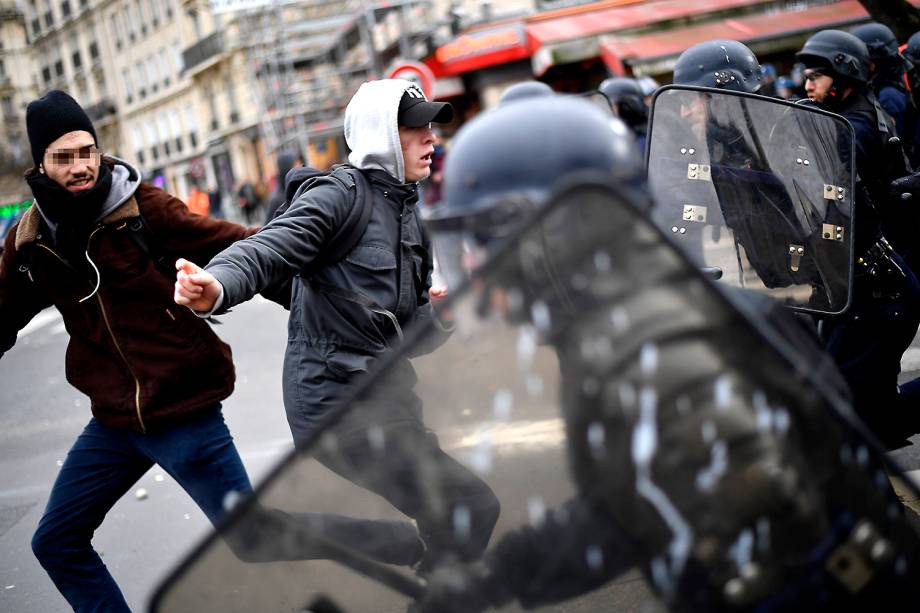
[792,30,920,448]
[851,22,917,163]
[598,77,650,152]
[415,94,920,613]
[497,80,554,105]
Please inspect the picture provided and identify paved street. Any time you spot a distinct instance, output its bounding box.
[2,297,920,613]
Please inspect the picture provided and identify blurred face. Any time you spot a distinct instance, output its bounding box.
[399,124,437,183]
[42,130,100,193]
[804,69,834,104]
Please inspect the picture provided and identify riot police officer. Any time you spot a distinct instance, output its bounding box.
[796,29,920,448]
[598,77,649,152]
[852,22,917,162]
[672,39,763,94]
[415,95,920,613]
[498,80,554,105]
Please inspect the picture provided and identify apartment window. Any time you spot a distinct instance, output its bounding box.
[96,72,106,96]
[135,64,147,99]
[41,66,51,84]
[31,18,41,37]
[224,76,239,123]
[173,41,183,73]
[147,56,158,93]
[88,22,99,61]
[188,10,201,40]
[161,113,171,156]
[135,0,146,36]
[165,0,173,19]
[131,126,144,165]
[79,0,87,8]
[70,32,82,70]
[185,105,198,149]
[150,0,161,27]
[126,3,137,41]
[110,13,122,49]
[158,49,170,86]
[61,1,71,19]
[121,68,132,103]
[1,96,13,118]
[54,60,64,78]
[0,60,6,79]
[43,10,53,28]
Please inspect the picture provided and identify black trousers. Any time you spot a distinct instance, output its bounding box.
[315,401,501,567]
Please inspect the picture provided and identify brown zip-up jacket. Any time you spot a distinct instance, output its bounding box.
[0,180,256,432]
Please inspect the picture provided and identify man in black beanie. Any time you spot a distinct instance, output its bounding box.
[1,90,425,612]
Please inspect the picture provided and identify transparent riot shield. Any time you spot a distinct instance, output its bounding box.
[647,86,855,315]
[152,175,918,613]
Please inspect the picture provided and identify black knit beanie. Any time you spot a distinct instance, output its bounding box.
[26,90,97,167]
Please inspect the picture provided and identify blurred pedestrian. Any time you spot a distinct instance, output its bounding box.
[759,62,778,96]
[776,75,798,100]
[263,150,303,225]
[236,180,262,224]
[187,180,210,217]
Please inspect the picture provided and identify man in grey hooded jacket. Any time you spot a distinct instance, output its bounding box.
[175,79,500,567]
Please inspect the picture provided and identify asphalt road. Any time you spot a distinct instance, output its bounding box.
[3,297,920,613]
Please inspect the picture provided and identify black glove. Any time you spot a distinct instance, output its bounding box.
[890,171,920,203]
[411,561,511,613]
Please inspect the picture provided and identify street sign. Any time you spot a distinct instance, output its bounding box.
[387,61,435,100]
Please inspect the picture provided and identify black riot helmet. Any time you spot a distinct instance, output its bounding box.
[852,22,900,61]
[498,80,554,105]
[424,97,644,279]
[672,39,763,93]
[906,31,920,62]
[796,29,870,84]
[598,77,648,131]
[598,77,645,107]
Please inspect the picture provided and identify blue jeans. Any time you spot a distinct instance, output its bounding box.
[31,406,251,613]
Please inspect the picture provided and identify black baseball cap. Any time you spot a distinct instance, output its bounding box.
[397,86,454,127]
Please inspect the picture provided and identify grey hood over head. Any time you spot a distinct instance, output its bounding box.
[345,79,416,183]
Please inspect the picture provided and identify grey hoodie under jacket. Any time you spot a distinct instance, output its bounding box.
[204,79,450,442]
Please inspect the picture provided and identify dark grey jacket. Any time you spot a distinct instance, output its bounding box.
[206,168,451,442]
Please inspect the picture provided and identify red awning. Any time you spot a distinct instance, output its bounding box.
[527,0,772,45]
[424,0,771,77]
[600,0,890,71]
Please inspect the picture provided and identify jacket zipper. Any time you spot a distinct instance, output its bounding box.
[96,292,145,432]
[395,193,404,317]
[86,227,146,433]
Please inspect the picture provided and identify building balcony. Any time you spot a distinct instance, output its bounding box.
[84,98,117,122]
[182,31,225,74]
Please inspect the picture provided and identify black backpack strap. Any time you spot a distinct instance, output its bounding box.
[122,214,174,277]
[301,166,373,277]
